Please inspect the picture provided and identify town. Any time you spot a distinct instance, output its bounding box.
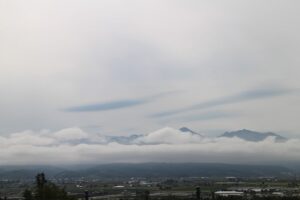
[1,173,300,200]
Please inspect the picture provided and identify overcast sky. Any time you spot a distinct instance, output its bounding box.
[1,0,300,139]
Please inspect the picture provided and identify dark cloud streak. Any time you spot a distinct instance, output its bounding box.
[65,99,145,112]
[64,90,181,112]
[151,87,295,118]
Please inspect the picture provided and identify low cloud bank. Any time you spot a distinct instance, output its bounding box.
[0,127,299,165]
[133,127,204,144]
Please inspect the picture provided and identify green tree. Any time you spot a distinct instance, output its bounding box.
[23,173,75,200]
[23,189,33,200]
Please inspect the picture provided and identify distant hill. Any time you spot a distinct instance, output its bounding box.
[219,129,287,142]
[55,163,293,179]
[0,165,65,180]
[0,163,294,180]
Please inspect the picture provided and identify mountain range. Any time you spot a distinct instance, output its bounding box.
[0,128,292,180]
[220,129,287,142]
[105,127,287,144]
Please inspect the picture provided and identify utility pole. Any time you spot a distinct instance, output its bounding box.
[84,190,89,200]
[196,187,201,200]
[145,190,150,200]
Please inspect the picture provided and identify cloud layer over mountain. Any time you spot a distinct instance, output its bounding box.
[0,127,299,165]
[0,1,300,166]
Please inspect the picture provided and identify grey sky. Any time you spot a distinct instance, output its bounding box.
[0,0,300,139]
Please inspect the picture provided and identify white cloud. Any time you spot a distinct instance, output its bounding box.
[133,127,203,144]
[53,127,89,141]
[0,131,55,146]
[0,127,299,165]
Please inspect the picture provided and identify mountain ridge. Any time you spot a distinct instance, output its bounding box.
[0,163,293,180]
[105,127,288,144]
[179,127,203,136]
[219,129,287,142]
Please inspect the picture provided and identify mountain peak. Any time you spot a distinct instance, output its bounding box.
[179,127,203,136]
[220,129,287,142]
[179,127,193,132]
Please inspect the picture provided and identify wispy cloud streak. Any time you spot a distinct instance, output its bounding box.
[65,99,145,112]
[170,111,239,123]
[151,87,295,118]
[64,90,181,112]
